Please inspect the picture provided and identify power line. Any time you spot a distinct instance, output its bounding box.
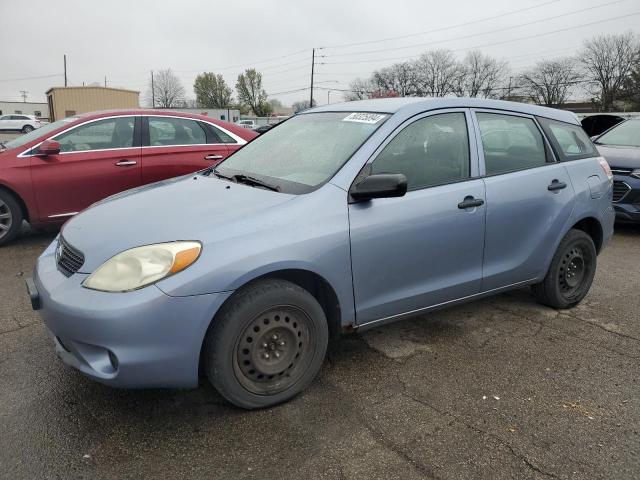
[0,73,61,83]
[322,10,640,65]
[323,0,629,59]
[322,0,564,50]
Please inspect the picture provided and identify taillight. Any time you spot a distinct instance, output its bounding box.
[599,158,613,182]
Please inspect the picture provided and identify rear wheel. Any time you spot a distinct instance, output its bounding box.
[204,279,328,409]
[0,190,23,246]
[532,229,596,309]
[22,125,34,133]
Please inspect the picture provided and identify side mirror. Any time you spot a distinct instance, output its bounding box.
[36,139,61,156]
[350,173,408,202]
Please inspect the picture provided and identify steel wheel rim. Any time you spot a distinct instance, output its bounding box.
[0,199,12,239]
[558,245,590,299]
[233,305,314,396]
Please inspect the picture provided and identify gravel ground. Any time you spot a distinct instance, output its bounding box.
[0,225,639,480]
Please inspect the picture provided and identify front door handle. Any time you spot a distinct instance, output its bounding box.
[204,154,224,161]
[115,160,137,167]
[548,179,567,191]
[458,196,484,209]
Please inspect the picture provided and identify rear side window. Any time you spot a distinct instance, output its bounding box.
[538,117,598,161]
[55,117,135,152]
[148,117,207,146]
[206,123,237,144]
[477,112,547,176]
[372,112,470,190]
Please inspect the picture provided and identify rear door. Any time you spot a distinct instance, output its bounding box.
[349,109,486,324]
[472,110,575,291]
[140,116,234,183]
[30,115,142,221]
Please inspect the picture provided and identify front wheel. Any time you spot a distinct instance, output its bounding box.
[204,279,328,409]
[532,229,597,309]
[0,190,23,246]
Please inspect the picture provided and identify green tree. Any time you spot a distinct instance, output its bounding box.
[193,72,233,108]
[236,69,272,116]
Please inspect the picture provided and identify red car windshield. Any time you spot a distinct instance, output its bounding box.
[2,117,77,151]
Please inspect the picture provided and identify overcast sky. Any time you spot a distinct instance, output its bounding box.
[0,0,638,107]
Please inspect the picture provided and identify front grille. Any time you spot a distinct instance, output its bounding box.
[56,236,85,277]
[612,181,631,203]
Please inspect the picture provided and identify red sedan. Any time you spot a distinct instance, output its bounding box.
[0,110,256,245]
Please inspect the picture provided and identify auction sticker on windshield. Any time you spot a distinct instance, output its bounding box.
[342,113,387,124]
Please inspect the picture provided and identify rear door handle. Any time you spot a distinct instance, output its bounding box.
[548,180,567,191]
[458,196,484,209]
[204,154,224,161]
[115,160,137,167]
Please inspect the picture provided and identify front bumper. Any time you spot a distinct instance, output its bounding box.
[29,242,233,388]
[613,175,640,223]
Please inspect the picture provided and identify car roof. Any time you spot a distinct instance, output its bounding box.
[307,97,580,125]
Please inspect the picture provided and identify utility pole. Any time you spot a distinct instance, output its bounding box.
[104,76,107,87]
[309,48,315,109]
[20,90,28,102]
[507,76,512,100]
[64,54,67,87]
[151,71,155,108]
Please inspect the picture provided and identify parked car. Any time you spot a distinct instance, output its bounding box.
[236,119,257,129]
[0,114,42,133]
[253,124,274,134]
[592,118,640,223]
[28,98,614,409]
[0,110,256,245]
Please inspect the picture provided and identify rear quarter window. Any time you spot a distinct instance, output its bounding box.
[538,117,598,161]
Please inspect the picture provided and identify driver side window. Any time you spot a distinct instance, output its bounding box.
[371,112,470,191]
[55,117,135,153]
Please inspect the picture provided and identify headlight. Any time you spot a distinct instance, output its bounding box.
[82,241,201,292]
[631,169,640,179]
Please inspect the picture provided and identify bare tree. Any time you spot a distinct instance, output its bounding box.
[414,49,462,97]
[344,77,374,101]
[455,51,509,98]
[236,69,271,116]
[372,62,419,97]
[291,99,317,113]
[517,58,581,107]
[578,32,640,111]
[147,69,186,108]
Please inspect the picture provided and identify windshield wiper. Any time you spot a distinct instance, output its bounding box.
[208,168,234,181]
[233,174,280,192]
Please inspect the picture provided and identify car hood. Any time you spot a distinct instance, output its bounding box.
[596,144,640,169]
[60,174,297,272]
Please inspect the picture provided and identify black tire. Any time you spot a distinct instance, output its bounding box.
[532,229,597,309]
[0,189,23,246]
[204,279,329,409]
[22,125,34,133]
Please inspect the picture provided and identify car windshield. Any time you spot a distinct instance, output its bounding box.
[2,117,77,151]
[214,112,388,194]
[596,119,640,147]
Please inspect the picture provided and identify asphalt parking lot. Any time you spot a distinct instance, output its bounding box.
[1,226,639,480]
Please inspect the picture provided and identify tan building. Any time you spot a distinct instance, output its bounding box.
[46,86,139,121]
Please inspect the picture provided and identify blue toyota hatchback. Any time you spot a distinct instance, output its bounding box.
[28,98,614,409]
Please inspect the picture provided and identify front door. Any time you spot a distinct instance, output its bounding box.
[140,116,230,184]
[30,115,141,221]
[349,110,486,325]
[472,110,575,291]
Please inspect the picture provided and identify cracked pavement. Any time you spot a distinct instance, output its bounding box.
[1,226,639,479]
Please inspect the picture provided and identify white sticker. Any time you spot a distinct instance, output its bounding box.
[342,112,386,124]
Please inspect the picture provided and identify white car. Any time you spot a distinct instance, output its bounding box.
[236,119,257,129]
[0,114,42,133]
